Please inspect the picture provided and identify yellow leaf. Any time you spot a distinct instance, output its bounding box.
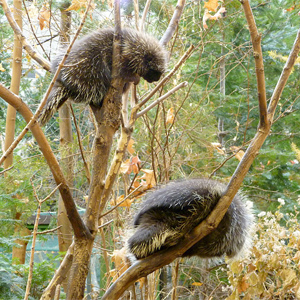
[230,261,244,274]
[127,138,135,155]
[110,248,130,280]
[0,63,5,72]
[166,107,175,124]
[192,282,203,286]
[140,169,156,188]
[120,158,131,174]
[38,4,50,30]
[279,269,297,288]
[204,0,219,12]
[230,146,245,161]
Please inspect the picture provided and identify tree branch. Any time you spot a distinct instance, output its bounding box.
[0,84,90,239]
[160,0,186,46]
[0,0,51,71]
[101,3,300,299]
[241,0,267,127]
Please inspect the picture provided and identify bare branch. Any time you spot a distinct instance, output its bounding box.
[0,83,90,240]
[160,0,186,47]
[70,105,91,184]
[133,0,139,30]
[138,44,194,108]
[36,225,62,235]
[241,0,267,127]
[41,244,74,300]
[268,28,300,120]
[140,0,152,31]
[0,0,51,71]
[137,81,188,118]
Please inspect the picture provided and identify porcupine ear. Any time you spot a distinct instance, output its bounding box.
[38,82,69,126]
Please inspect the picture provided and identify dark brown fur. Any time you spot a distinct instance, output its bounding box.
[39,28,167,125]
[127,178,254,260]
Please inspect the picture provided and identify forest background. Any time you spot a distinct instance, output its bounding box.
[1,0,300,299]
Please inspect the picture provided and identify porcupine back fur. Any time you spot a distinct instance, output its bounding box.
[39,28,167,125]
[127,178,254,260]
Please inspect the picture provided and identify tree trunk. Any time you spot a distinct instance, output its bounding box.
[57,4,73,293]
[6,0,26,264]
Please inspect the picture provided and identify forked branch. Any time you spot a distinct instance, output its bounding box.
[101,2,300,299]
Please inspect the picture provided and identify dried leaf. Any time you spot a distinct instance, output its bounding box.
[211,142,225,154]
[140,169,156,188]
[110,248,129,280]
[0,63,5,72]
[204,0,219,12]
[166,107,175,124]
[230,146,245,161]
[191,282,203,286]
[38,4,50,30]
[237,276,249,293]
[112,195,132,208]
[120,158,131,174]
[127,138,135,155]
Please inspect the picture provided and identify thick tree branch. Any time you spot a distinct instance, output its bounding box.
[0,83,90,239]
[101,4,300,299]
[160,0,186,46]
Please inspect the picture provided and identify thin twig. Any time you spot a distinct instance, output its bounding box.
[137,44,194,109]
[0,0,92,168]
[100,184,143,218]
[0,165,13,175]
[137,81,188,118]
[69,105,91,184]
[36,225,62,235]
[98,219,113,229]
[0,0,51,70]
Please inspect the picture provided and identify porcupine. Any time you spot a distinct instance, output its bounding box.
[127,178,254,260]
[38,28,167,125]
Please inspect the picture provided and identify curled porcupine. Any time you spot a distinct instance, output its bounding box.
[39,28,167,125]
[127,178,254,260]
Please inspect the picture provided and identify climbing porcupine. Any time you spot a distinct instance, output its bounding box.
[38,28,167,125]
[127,178,254,260]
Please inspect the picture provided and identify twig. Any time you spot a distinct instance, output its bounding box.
[137,81,188,118]
[36,225,62,235]
[268,28,300,120]
[0,165,13,175]
[69,105,91,184]
[100,184,143,218]
[0,0,92,167]
[137,44,194,109]
[0,0,51,71]
[24,181,61,300]
[98,219,113,229]
[21,0,50,61]
[240,0,267,127]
